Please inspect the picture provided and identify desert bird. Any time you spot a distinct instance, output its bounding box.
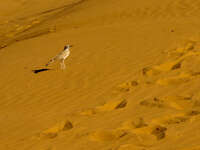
[46,45,72,69]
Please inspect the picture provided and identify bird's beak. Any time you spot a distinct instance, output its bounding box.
[69,45,73,47]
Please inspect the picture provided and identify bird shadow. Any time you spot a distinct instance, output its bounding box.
[32,68,51,74]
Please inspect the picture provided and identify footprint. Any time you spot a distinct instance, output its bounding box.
[185,110,200,117]
[163,115,188,125]
[115,80,138,93]
[39,120,73,139]
[142,66,160,76]
[142,40,200,78]
[130,123,167,141]
[151,114,189,126]
[154,60,182,72]
[89,129,127,142]
[80,99,127,116]
[142,60,183,77]
[140,97,164,108]
[183,110,200,123]
[151,125,167,140]
[167,40,197,57]
[118,120,168,145]
[96,99,127,112]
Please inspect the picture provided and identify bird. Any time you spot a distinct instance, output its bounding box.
[46,44,72,69]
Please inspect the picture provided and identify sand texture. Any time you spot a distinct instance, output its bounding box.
[1,0,200,149]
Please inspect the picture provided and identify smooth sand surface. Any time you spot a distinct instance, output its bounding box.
[1,0,200,149]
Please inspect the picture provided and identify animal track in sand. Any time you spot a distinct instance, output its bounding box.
[142,60,183,77]
[139,94,198,113]
[140,97,164,108]
[89,129,128,142]
[96,99,127,111]
[142,40,198,77]
[150,125,167,140]
[129,123,167,141]
[142,40,200,86]
[38,120,73,139]
[81,99,127,116]
[114,80,139,93]
[185,110,200,116]
[118,117,167,141]
[83,39,200,148]
[152,114,189,126]
[166,40,197,56]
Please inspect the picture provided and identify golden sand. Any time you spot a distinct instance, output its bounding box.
[1,0,200,149]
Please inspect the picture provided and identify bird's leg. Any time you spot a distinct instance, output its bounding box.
[60,59,66,69]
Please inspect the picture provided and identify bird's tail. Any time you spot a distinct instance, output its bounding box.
[45,56,57,66]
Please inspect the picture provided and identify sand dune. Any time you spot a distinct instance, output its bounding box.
[1,0,200,149]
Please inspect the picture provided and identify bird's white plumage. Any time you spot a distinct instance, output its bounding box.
[46,45,71,69]
[58,48,70,60]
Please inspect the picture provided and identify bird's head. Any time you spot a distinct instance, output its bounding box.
[64,44,73,50]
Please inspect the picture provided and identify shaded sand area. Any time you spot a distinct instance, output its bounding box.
[1,0,200,149]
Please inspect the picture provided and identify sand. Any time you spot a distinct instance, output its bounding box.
[1,0,200,149]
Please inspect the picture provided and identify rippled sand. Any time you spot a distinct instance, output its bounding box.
[1,0,200,149]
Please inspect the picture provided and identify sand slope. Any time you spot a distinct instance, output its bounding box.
[1,0,200,149]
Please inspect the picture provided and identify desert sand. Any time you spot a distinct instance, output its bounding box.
[1,0,200,149]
